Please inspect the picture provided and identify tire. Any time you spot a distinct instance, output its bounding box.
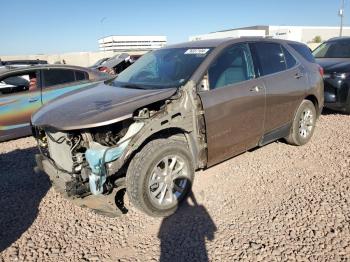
[126,137,194,217]
[285,100,317,146]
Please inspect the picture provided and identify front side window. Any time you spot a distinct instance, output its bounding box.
[313,40,350,58]
[42,69,75,88]
[0,71,38,96]
[113,47,212,89]
[208,43,255,89]
[252,42,287,76]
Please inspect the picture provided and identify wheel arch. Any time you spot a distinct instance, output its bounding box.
[140,127,189,146]
[304,94,320,117]
[141,127,200,168]
[121,127,200,173]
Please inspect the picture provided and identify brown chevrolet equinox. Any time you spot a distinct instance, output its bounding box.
[32,38,324,217]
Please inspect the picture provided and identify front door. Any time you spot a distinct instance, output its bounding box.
[198,43,266,166]
[0,70,41,140]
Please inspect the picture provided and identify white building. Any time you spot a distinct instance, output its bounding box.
[99,35,167,52]
[190,25,350,43]
[189,30,265,41]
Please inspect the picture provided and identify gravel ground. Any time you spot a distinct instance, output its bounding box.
[0,112,349,261]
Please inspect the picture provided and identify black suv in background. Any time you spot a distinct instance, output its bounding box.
[313,37,350,113]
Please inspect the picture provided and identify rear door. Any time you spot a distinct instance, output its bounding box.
[198,43,266,166]
[0,70,41,140]
[250,42,308,133]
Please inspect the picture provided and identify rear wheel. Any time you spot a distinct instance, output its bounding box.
[285,100,316,146]
[126,137,194,217]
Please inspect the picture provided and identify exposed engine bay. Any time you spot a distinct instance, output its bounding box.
[34,119,143,198]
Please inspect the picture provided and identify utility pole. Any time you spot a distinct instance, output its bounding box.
[100,17,107,51]
[339,0,345,37]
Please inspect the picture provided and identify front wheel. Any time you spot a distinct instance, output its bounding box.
[126,137,194,217]
[285,100,317,146]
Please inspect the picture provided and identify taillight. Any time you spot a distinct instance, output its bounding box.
[318,65,324,77]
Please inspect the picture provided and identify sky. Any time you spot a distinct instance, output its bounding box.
[0,0,347,55]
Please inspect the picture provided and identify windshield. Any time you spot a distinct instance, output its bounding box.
[112,47,212,89]
[92,58,109,67]
[313,40,350,58]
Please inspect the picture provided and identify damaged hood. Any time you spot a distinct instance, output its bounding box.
[32,82,177,130]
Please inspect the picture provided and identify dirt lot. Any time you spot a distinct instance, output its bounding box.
[0,112,349,261]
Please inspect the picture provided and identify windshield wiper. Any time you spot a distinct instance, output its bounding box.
[117,83,147,90]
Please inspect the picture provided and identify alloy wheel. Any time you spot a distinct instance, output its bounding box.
[148,155,189,208]
[299,108,314,138]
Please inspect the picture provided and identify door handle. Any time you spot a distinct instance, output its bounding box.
[29,97,39,103]
[250,86,262,92]
[294,72,304,79]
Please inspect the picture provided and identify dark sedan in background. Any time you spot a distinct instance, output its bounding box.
[0,64,111,141]
[313,37,350,113]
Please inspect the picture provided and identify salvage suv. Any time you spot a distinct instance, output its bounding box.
[32,38,324,217]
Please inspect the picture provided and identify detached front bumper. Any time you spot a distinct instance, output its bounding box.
[35,154,123,217]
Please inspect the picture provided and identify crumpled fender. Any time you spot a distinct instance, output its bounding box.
[85,122,144,174]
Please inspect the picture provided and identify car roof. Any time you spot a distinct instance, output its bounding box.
[166,37,305,49]
[0,64,93,76]
[326,36,350,42]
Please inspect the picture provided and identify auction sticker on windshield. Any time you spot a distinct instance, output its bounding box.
[184,48,210,55]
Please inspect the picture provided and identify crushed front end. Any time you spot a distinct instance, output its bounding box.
[32,120,143,217]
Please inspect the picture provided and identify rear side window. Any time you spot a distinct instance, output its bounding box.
[251,42,286,76]
[289,43,316,63]
[42,69,75,87]
[75,70,89,81]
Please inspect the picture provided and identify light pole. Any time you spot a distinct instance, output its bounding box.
[100,17,107,51]
[339,0,345,37]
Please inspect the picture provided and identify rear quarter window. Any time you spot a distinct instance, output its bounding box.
[289,43,316,63]
[281,46,297,69]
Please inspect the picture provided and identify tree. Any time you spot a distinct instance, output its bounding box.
[313,36,322,43]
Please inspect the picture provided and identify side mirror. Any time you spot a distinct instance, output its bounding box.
[198,73,209,91]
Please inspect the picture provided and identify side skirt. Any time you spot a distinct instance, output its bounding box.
[259,123,291,146]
